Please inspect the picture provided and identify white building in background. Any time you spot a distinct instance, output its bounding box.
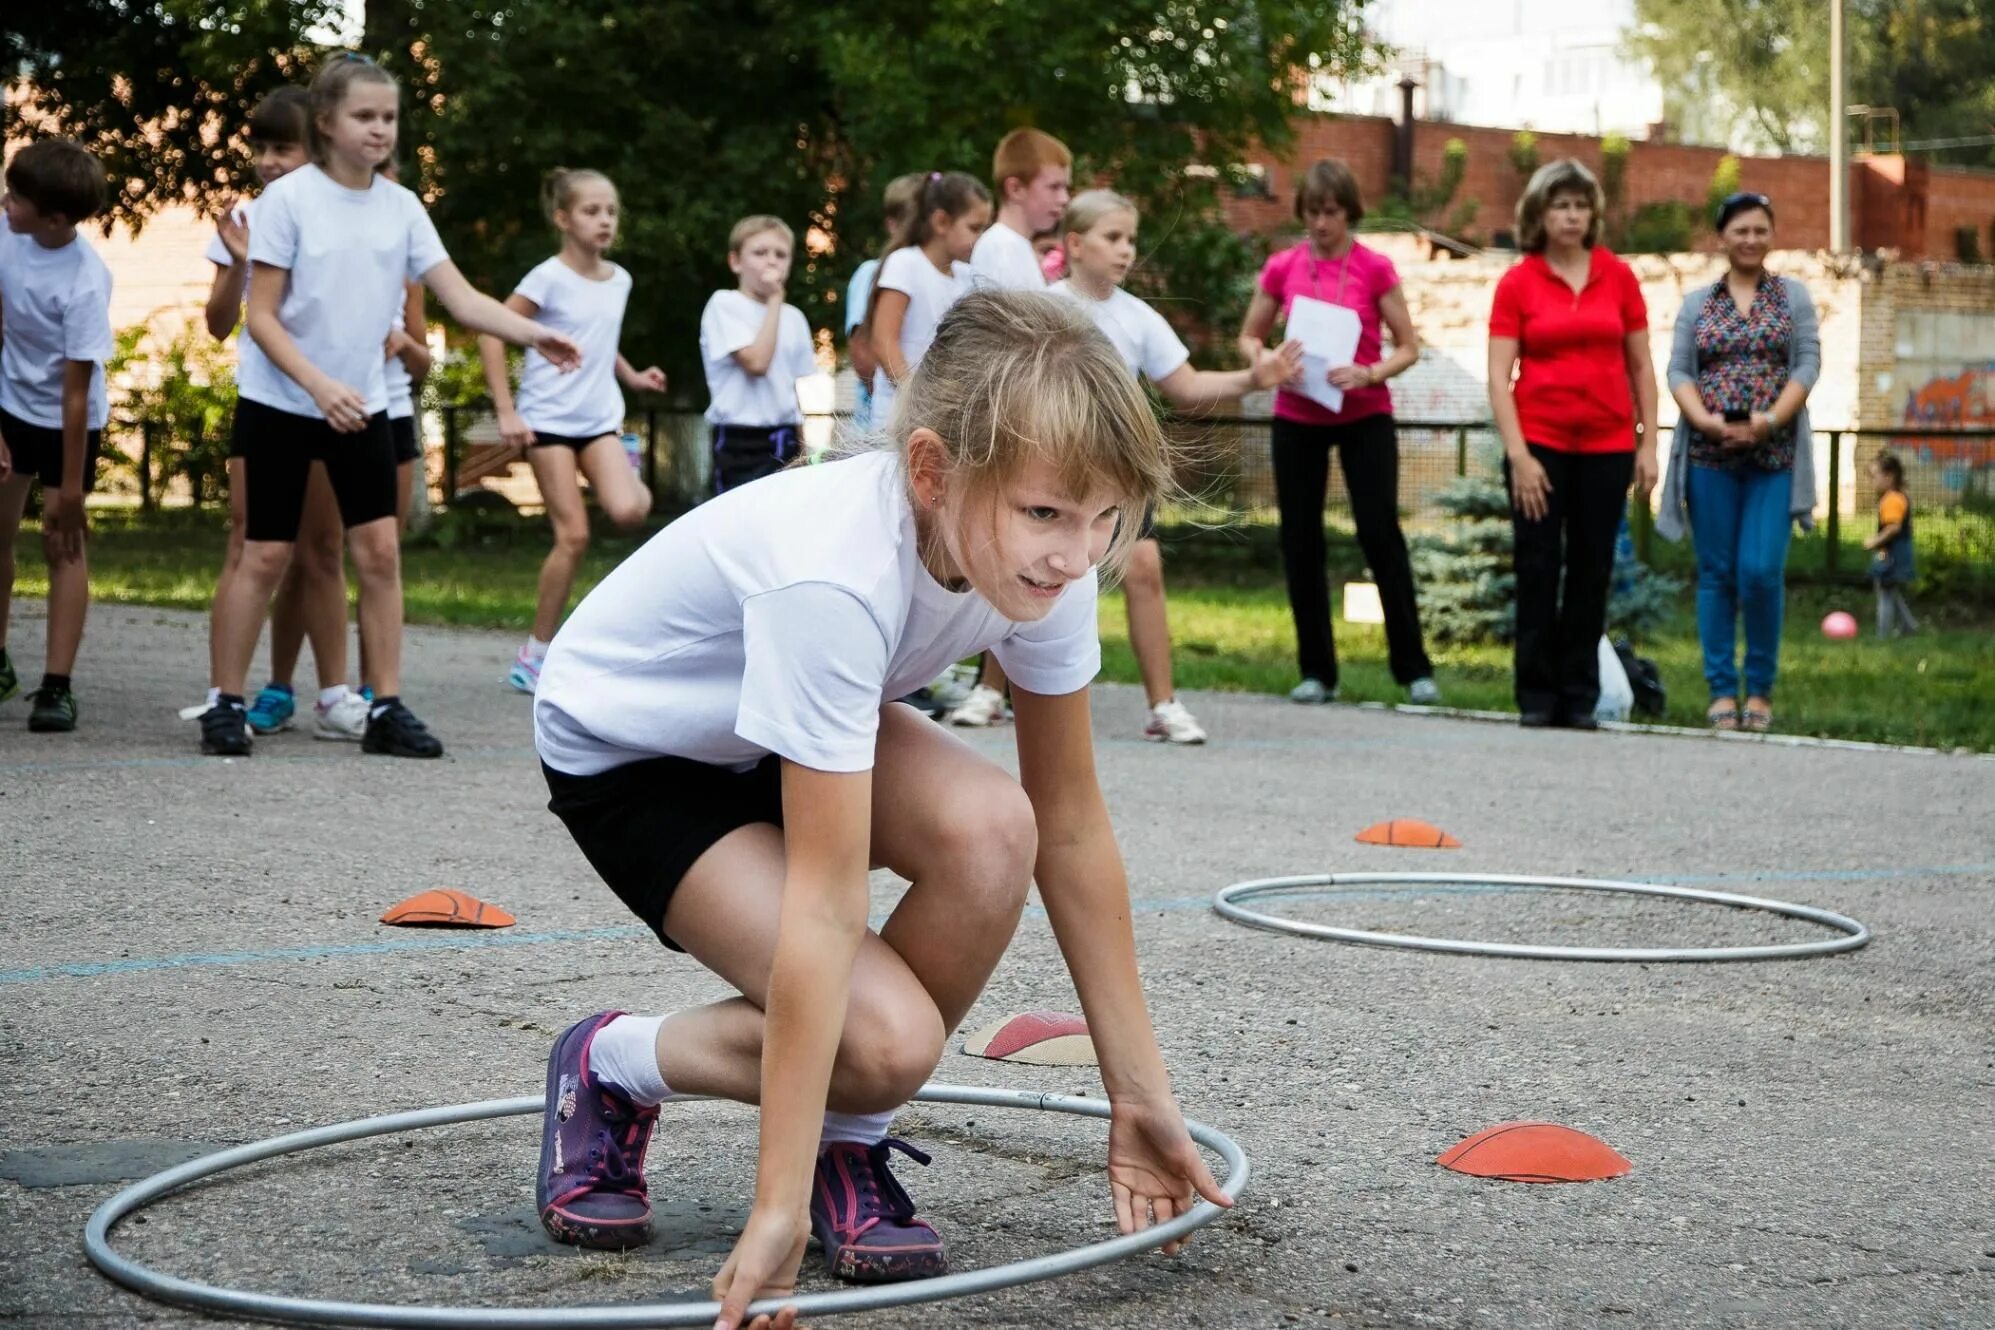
[1320,0,1671,141]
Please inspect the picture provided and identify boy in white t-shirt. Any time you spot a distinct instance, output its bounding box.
[951,129,1073,728]
[0,139,113,734]
[700,215,818,494]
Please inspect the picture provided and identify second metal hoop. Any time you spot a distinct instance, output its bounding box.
[1212,872,1871,962]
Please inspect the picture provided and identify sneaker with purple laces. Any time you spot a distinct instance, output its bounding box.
[809,1138,947,1282]
[536,1011,659,1249]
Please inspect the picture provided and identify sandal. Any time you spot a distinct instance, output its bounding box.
[1741,703,1773,733]
[1707,700,1739,732]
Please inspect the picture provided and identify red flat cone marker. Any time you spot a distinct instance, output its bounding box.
[1356,818,1461,848]
[380,889,517,929]
[962,1011,1097,1066]
[1438,1122,1631,1183]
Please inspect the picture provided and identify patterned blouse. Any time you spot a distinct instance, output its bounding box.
[1690,273,1795,472]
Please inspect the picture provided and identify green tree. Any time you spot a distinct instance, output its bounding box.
[1629,0,1995,166]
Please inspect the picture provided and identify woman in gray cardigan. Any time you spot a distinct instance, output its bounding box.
[1657,192,1819,733]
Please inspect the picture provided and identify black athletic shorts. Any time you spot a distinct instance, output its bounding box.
[529,429,614,452]
[390,413,420,464]
[0,408,102,492]
[543,752,784,952]
[712,423,801,496]
[232,397,399,542]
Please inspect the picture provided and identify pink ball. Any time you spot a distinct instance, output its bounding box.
[1821,610,1859,639]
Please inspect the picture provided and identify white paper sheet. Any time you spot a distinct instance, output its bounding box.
[1285,294,1363,413]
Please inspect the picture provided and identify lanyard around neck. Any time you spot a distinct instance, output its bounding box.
[1310,245,1354,307]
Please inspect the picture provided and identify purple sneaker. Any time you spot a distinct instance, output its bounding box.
[810,1138,947,1282]
[536,1011,659,1249]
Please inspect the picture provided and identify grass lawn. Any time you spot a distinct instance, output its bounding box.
[14,507,1993,751]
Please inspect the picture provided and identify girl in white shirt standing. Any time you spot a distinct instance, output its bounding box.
[199,53,579,758]
[531,291,1228,1327]
[862,171,989,425]
[699,215,818,495]
[1052,190,1302,744]
[480,168,660,694]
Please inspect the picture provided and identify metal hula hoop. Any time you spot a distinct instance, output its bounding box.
[84,1083,1248,1328]
[1211,872,1871,962]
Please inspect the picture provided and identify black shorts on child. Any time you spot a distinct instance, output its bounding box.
[0,408,102,492]
[711,423,801,495]
[529,429,613,452]
[391,414,420,465]
[543,752,784,952]
[232,397,399,542]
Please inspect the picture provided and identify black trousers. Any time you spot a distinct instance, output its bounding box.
[1505,444,1634,719]
[1271,413,1433,687]
[712,423,801,496]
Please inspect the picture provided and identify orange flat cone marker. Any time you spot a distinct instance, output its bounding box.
[380,889,517,929]
[961,1011,1097,1066]
[1437,1122,1631,1183]
[1356,818,1461,848]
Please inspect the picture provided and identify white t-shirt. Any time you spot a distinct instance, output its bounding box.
[1050,281,1190,384]
[240,164,448,419]
[0,229,113,431]
[970,222,1045,292]
[871,247,975,424]
[699,290,816,427]
[535,449,1101,776]
[513,257,631,439]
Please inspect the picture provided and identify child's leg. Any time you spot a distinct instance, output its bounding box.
[0,474,31,653]
[269,464,349,692]
[207,457,249,689]
[1873,582,1894,639]
[1124,536,1175,707]
[214,537,297,695]
[346,516,403,697]
[525,444,591,644]
[1890,587,1918,633]
[576,434,653,532]
[40,507,89,677]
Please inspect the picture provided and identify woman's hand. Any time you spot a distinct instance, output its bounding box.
[310,376,370,434]
[1508,449,1553,522]
[711,1203,807,1330]
[1327,363,1375,391]
[1106,1094,1231,1257]
[495,407,535,449]
[1634,444,1659,499]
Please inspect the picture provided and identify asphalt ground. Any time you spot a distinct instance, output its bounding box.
[2,601,1990,1329]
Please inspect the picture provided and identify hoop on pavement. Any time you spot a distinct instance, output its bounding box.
[84,1083,1248,1328]
[1211,872,1871,962]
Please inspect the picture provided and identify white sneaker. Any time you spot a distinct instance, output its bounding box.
[945,683,1009,727]
[1144,698,1207,744]
[1407,677,1442,705]
[314,690,370,742]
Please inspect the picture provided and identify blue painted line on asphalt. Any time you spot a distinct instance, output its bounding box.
[2,863,1986,988]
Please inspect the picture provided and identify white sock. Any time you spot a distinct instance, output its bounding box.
[318,684,349,709]
[205,685,221,708]
[821,1110,896,1148]
[524,636,550,661]
[590,1014,670,1106]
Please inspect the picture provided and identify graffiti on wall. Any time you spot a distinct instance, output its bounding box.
[1894,364,1994,471]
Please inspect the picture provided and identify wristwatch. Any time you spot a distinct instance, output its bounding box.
[1753,410,1778,431]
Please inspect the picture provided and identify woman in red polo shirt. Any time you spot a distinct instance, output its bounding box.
[1488,159,1659,729]
[1237,159,1438,708]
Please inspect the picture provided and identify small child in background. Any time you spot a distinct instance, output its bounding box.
[844,174,924,434]
[700,215,818,494]
[1863,452,1918,638]
[0,139,113,733]
[863,171,989,425]
[1032,226,1064,282]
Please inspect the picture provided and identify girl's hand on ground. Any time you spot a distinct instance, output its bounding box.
[1106,1095,1231,1257]
[496,407,535,449]
[533,327,583,372]
[1508,451,1552,522]
[711,1204,806,1330]
[311,378,370,434]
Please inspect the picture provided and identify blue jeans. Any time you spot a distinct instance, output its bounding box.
[1687,463,1792,700]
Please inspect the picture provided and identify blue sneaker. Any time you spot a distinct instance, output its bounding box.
[246,683,296,734]
[537,1011,658,1249]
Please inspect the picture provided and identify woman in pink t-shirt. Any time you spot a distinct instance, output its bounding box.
[1237,159,1436,706]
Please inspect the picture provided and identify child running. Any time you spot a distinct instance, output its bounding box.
[200,53,580,756]
[843,173,924,436]
[950,130,1070,729]
[862,171,989,426]
[1052,189,1302,743]
[479,167,657,695]
[700,215,818,494]
[0,139,113,733]
[531,291,1229,1330]
[200,88,368,738]
[1864,452,1918,638]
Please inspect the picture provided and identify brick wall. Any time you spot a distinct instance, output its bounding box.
[1226,113,1995,261]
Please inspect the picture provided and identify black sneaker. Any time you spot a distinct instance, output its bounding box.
[0,650,18,705]
[362,700,444,758]
[27,686,77,732]
[199,701,253,755]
